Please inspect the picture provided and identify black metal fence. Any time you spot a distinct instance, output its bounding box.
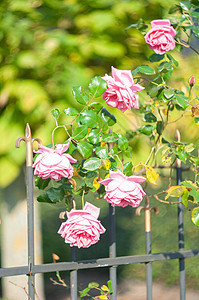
[0,124,199,300]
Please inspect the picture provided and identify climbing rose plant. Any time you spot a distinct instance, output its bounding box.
[34,0,199,255]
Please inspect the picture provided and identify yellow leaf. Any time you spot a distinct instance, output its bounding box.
[98,296,108,300]
[145,165,159,185]
[73,167,79,177]
[165,185,186,200]
[101,159,111,170]
[101,141,106,147]
[133,162,144,173]
[93,177,102,190]
[101,285,109,292]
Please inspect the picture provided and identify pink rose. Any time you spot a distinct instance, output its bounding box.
[145,19,176,55]
[189,76,195,87]
[102,66,144,113]
[58,202,106,248]
[33,144,77,181]
[100,170,146,208]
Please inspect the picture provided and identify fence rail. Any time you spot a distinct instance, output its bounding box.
[0,124,198,300]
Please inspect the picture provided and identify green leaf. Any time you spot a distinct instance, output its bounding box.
[188,155,199,167]
[166,54,179,67]
[157,61,173,73]
[51,108,60,120]
[97,116,109,131]
[79,110,98,128]
[138,65,156,75]
[185,143,195,153]
[77,141,93,158]
[72,125,88,140]
[117,134,129,150]
[88,128,100,144]
[88,282,99,289]
[179,1,191,11]
[192,27,199,39]
[163,89,175,99]
[139,125,153,135]
[83,157,101,171]
[46,187,65,203]
[143,112,157,123]
[175,95,189,110]
[148,84,164,98]
[107,280,112,291]
[149,53,165,62]
[88,102,103,113]
[37,193,52,203]
[110,147,118,155]
[64,107,78,116]
[165,185,186,199]
[181,189,189,207]
[89,76,107,98]
[79,287,90,298]
[95,146,108,159]
[101,108,116,126]
[192,207,199,227]
[72,86,89,105]
[156,121,164,135]
[177,151,187,164]
[123,161,133,176]
[103,133,118,143]
[194,117,199,124]
[132,67,139,75]
[35,177,51,190]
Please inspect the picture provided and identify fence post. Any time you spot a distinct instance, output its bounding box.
[136,196,158,300]
[15,124,41,300]
[176,130,186,300]
[70,247,77,300]
[109,204,117,300]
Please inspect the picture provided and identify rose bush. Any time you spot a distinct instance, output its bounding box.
[144,19,176,54]
[102,66,144,112]
[33,143,77,181]
[100,170,146,208]
[33,1,199,256]
[58,202,106,248]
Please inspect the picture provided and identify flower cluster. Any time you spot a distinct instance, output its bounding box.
[33,18,180,248]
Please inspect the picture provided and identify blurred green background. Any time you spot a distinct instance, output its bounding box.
[0,0,199,297]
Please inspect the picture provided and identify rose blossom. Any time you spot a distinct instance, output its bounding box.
[58,202,106,248]
[100,170,146,208]
[102,66,144,113]
[33,143,77,181]
[189,76,195,87]
[145,19,176,55]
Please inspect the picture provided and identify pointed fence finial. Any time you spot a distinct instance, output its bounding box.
[15,123,42,166]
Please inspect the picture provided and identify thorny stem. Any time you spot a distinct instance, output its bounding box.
[145,146,155,165]
[176,39,199,56]
[82,189,85,209]
[52,125,71,148]
[29,257,40,299]
[9,281,33,300]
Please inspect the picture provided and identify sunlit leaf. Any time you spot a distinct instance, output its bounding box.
[192,207,199,227]
[145,165,159,185]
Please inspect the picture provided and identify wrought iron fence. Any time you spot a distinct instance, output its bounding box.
[0,123,199,300]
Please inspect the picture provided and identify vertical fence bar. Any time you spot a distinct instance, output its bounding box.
[70,247,77,300]
[15,124,42,300]
[136,197,158,300]
[145,211,152,300]
[109,204,117,300]
[176,130,186,300]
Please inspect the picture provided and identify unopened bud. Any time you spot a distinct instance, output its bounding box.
[189,76,195,87]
